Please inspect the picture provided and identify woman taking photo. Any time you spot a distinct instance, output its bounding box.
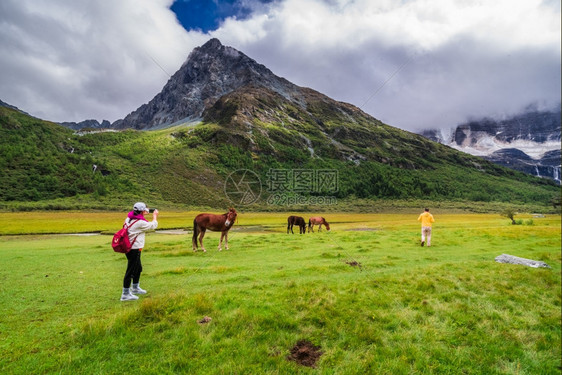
[120,202,158,302]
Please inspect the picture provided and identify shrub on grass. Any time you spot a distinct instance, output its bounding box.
[501,208,517,225]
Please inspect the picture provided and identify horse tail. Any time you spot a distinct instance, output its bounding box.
[192,218,199,248]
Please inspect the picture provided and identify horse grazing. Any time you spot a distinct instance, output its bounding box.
[287,215,306,234]
[308,216,330,232]
[192,208,237,252]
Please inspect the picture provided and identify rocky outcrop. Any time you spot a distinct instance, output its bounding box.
[454,109,560,144]
[486,148,561,182]
[58,119,111,130]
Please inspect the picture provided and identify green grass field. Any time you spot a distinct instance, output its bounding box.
[0,212,560,374]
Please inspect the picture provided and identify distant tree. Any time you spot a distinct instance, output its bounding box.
[502,208,517,225]
[551,195,561,210]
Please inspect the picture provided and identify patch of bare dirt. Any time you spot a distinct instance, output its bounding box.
[346,260,363,270]
[287,339,323,368]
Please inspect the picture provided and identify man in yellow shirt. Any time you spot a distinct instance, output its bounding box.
[417,208,435,247]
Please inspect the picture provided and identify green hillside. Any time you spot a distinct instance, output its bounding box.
[0,105,559,212]
[0,107,106,201]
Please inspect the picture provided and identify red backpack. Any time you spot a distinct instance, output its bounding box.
[112,219,139,253]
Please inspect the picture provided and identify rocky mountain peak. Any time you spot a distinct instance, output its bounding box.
[113,38,303,130]
[199,37,223,50]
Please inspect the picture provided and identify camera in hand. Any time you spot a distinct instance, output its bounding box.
[149,208,157,213]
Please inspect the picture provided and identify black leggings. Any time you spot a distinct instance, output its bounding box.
[123,249,143,288]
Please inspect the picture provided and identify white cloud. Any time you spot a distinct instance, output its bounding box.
[215,0,561,130]
[0,0,200,122]
[0,0,560,131]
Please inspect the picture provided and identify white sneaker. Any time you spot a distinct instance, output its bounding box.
[120,293,139,301]
[131,285,147,295]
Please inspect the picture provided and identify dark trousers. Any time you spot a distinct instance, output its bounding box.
[123,249,143,288]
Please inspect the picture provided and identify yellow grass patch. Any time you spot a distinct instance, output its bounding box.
[0,210,560,236]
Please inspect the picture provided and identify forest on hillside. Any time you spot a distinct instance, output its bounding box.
[1,106,559,211]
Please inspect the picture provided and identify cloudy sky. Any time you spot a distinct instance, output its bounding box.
[1,0,560,132]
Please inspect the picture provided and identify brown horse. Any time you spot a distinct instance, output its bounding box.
[308,216,330,232]
[287,215,306,234]
[192,208,237,252]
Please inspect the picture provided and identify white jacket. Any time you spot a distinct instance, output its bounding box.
[125,218,158,250]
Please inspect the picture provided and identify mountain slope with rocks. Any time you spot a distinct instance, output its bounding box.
[111,38,304,130]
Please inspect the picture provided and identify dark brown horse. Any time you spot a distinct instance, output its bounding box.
[192,208,237,252]
[287,215,306,234]
[308,216,330,232]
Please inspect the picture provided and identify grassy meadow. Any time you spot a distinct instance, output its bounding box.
[0,211,560,374]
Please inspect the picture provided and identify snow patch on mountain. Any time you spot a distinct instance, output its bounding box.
[418,107,561,184]
[449,135,560,160]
